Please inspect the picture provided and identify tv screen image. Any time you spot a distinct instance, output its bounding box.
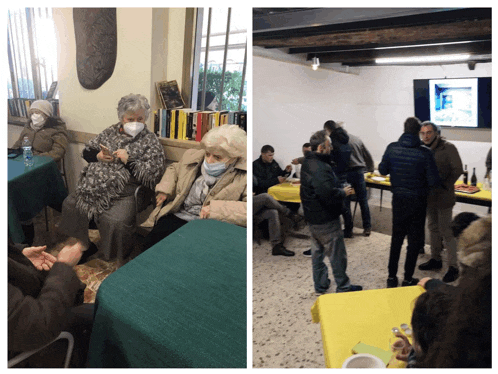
[429,78,478,128]
[414,77,491,129]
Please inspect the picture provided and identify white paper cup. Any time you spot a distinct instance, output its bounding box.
[342,353,386,368]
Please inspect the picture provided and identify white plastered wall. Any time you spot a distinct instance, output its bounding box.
[253,56,492,184]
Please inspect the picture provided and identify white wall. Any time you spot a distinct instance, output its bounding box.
[253,56,492,182]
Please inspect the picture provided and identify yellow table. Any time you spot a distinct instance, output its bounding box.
[366,176,492,209]
[267,182,301,203]
[311,286,424,368]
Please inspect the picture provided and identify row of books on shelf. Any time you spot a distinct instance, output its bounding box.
[8,98,60,118]
[154,109,247,142]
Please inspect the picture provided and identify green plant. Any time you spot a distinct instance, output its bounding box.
[198,66,246,111]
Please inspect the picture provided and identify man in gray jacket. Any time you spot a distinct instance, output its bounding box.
[418,122,463,283]
[346,132,375,236]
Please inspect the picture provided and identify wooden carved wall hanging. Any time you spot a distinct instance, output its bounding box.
[73,8,117,89]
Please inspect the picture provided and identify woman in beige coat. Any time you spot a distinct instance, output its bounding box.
[141,124,247,249]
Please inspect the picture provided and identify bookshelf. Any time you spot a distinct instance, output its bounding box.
[154,108,247,143]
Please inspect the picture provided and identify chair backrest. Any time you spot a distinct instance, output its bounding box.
[59,155,68,190]
[8,331,74,368]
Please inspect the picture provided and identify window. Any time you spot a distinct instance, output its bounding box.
[7,8,58,101]
[191,8,247,112]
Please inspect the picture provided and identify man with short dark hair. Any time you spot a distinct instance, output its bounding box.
[379,117,440,288]
[300,130,362,295]
[323,120,354,237]
[253,145,292,195]
[418,121,463,283]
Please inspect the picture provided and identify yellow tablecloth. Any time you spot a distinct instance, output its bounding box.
[267,182,301,203]
[311,286,424,368]
[365,176,491,206]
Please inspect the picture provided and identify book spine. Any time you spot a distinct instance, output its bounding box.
[239,112,247,132]
[196,112,202,142]
[174,109,179,139]
[165,110,171,138]
[192,112,198,141]
[186,112,192,140]
[169,110,175,139]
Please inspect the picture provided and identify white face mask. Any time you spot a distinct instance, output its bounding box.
[31,113,46,130]
[123,122,145,137]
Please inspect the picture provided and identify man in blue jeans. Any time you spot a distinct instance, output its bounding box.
[346,132,375,236]
[300,130,362,295]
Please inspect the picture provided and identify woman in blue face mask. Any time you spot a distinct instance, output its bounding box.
[141,124,247,250]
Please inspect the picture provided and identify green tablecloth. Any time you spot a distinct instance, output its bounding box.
[8,155,68,242]
[88,219,247,368]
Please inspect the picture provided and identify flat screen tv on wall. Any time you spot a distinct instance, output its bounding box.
[414,77,491,129]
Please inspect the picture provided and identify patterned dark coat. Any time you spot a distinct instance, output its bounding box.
[76,123,165,219]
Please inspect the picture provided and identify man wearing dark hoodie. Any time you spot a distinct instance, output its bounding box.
[379,117,440,288]
[323,120,354,237]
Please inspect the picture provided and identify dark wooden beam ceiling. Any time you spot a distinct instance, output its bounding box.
[255,19,491,50]
[253,8,491,67]
[312,41,491,66]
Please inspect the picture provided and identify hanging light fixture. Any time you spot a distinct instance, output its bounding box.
[311,56,320,70]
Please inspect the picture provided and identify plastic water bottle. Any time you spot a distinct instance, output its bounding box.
[22,136,34,167]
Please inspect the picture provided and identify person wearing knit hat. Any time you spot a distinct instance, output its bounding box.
[29,99,54,118]
[11,100,68,163]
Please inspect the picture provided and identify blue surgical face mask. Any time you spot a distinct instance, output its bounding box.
[203,159,227,177]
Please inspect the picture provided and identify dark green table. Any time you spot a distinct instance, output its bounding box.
[8,155,68,242]
[88,219,247,368]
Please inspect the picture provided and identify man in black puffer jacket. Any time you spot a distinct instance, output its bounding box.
[301,130,362,295]
[379,117,440,289]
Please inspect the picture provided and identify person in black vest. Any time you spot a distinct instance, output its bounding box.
[379,117,440,288]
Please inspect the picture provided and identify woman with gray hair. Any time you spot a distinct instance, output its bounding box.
[57,94,165,264]
[141,124,247,250]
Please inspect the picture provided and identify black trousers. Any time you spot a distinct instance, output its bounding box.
[142,214,188,250]
[388,194,427,280]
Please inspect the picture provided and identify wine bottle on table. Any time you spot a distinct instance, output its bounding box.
[471,167,477,186]
[463,165,468,185]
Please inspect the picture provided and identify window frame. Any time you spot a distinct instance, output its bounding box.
[185,7,247,112]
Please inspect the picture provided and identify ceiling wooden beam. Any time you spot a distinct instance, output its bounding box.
[308,40,492,63]
[254,19,491,49]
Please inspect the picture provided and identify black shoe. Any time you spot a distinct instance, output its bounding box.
[443,266,459,283]
[78,242,99,265]
[401,278,419,287]
[418,258,443,271]
[272,244,295,257]
[347,285,363,292]
[303,249,312,257]
[363,228,371,237]
[387,277,398,288]
[344,231,353,238]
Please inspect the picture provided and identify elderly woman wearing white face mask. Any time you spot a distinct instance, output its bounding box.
[57,94,166,264]
[12,100,68,163]
[141,124,247,250]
